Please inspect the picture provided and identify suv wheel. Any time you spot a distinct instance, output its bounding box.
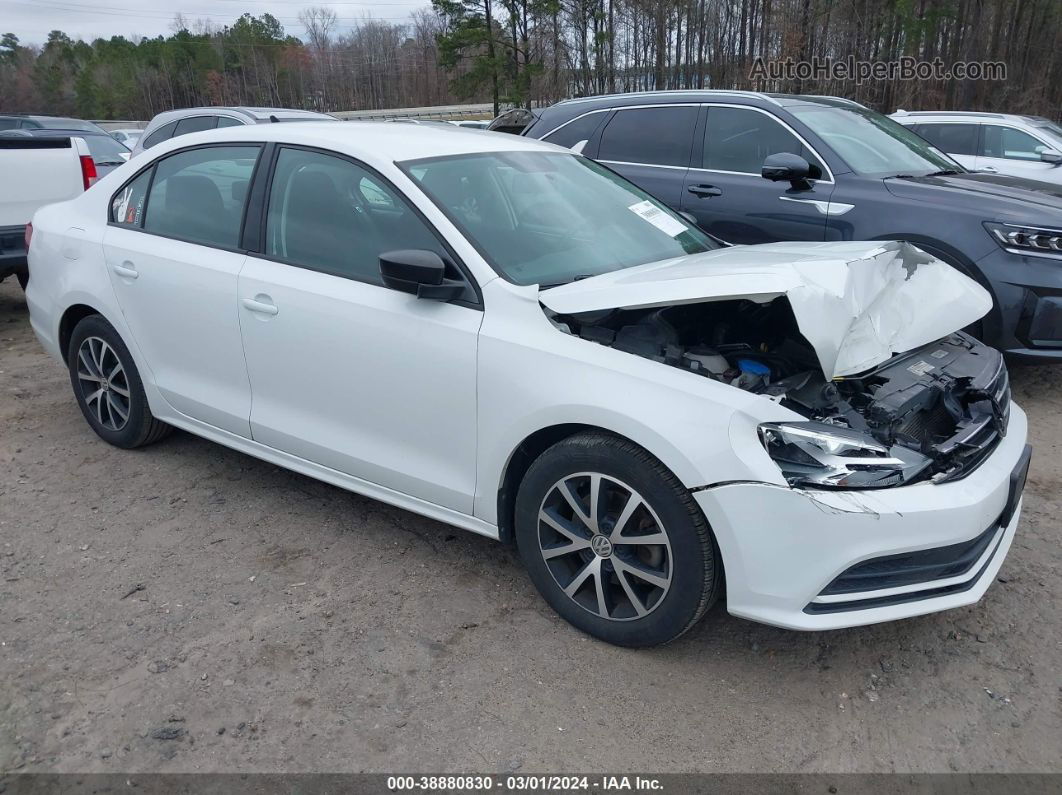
[515,432,720,647]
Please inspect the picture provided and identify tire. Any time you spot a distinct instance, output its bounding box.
[514,432,720,647]
[66,314,172,449]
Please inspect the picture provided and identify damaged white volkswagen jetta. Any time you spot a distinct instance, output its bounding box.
[25,123,1031,646]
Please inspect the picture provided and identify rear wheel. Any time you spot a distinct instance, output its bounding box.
[16,270,28,290]
[67,314,171,448]
[514,432,720,647]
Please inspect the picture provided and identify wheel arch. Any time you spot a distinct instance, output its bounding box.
[59,303,108,360]
[496,423,700,545]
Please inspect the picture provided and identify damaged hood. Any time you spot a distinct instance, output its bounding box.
[539,240,992,378]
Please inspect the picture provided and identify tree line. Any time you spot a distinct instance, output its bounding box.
[0,0,1059,122]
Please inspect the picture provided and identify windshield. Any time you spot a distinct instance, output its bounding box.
[401,152,718,286]
[790,105,962,177]
[1033,121,1062,147]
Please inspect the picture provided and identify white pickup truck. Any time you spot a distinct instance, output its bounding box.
[1,136,97,289]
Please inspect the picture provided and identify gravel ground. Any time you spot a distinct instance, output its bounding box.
[1,277,1059,774]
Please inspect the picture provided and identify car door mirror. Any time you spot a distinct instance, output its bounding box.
[1040,149,1062,165]
[762,153,812,187]
[379,249,465,301]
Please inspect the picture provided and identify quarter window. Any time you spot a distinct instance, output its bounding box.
[142,120,178,150]
[264,147,446,283]
[597,106,698,167]
[143,145,260,248]
[216,116,243,128]
[704,107,826,177]
[981,125,1048,160]
[913,123,979,156]
[543,112,607,151]
[110,169,152,227]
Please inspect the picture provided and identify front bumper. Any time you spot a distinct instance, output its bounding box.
[695,403,1029,630]
[975,246,1062,359]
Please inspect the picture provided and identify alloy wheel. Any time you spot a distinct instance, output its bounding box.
[76,336,131,431]
[537,472,673,621]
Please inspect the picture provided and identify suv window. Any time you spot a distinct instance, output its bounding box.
[142,120,178,150]
[216,116,243,128]
[265,147,446,283]
[143,145,260,248]
[0,118,18,131]
[704,106,826,177]
[174,115,218,137]
[913,123,978,156]
[981,125,1048,160]
[597,106,698,167]
[543,112,607,151]
[110,169,152,227]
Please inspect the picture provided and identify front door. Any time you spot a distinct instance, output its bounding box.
[103,144,262,437]
[680,105,834,244]
[977,124,1062,182]
[237,146,482,513]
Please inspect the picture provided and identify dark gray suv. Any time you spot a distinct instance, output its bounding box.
[515,92,1062,362]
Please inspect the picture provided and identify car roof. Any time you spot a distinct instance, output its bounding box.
[148,106,334,124]
[890,110,1050,124]
[146,120,561,164]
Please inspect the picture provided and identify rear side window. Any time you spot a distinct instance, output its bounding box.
[598,106,698,167]
[143,145,260,248]
[543,112,607,151]
[703,106,826,177]
[110,169,152,227]
[914,123,978,156]
[216,116,243,128]
[174,116,218,137]
[142,120,178,150]
[0,118,18,131]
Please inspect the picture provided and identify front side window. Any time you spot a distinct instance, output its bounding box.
[543,112,607,150]
[110,169,152,227]
[704,106,826,176]
[264,147,446,283]
[790,105,961,176]
[597,106,698,167]
[403,151,718,287]
[142,120,178,150]
[913,123,979,156]
[981,125,1049,160]
[143,145,260,248]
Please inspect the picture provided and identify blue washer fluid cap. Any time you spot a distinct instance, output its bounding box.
[737,358,771,376]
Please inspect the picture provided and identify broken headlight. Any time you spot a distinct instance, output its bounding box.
[758,421,932,489]
[984,222,1062,257]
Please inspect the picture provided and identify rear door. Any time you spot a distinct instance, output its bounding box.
[680,105,833,244]
[103,143,262,436]
[593,105,699,208]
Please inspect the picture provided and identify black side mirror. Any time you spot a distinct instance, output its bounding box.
[762,153,812,187]
[379,249,465,301]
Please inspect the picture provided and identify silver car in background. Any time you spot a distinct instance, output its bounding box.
[131,106,337,156]
[891,110,1062,184]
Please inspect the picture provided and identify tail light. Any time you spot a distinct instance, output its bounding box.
[79,155,98,190]
[24,222,33,251]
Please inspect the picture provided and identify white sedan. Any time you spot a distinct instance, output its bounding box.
[24,123,1030,646]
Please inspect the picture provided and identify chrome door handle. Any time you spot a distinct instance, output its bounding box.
[241,297,279,316]
[111,262,139,279]
[981,165,998,173]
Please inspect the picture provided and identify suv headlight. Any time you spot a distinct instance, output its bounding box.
[758,421,931,489]
[984,222,1062,256]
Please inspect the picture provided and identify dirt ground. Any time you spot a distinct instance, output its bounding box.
[0,277,1059,775]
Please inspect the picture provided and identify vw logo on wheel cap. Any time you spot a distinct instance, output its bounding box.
[590,534,614,558]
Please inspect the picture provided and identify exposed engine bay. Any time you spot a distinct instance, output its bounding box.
[551,297,1011,485]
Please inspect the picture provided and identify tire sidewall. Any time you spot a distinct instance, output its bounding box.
[514,436,716,647]
[66,315,152,448]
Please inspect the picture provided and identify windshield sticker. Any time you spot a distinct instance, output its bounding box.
[628,200,687,237]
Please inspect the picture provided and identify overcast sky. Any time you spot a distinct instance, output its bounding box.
[2,0,434,46]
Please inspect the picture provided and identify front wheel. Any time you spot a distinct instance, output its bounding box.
[514,432,720,647]
[66,314,172,448]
